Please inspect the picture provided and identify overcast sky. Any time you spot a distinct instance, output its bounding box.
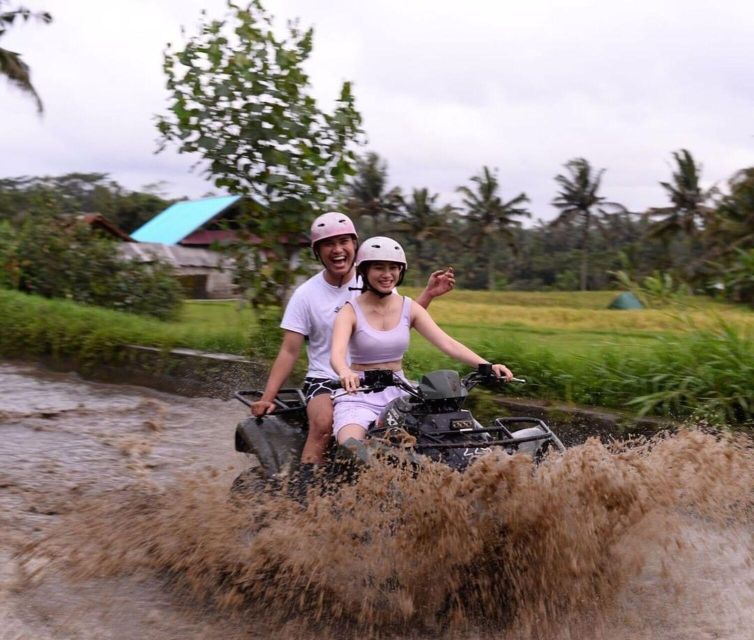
[2,0,753,220]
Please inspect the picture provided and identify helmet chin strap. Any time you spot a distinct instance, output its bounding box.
[364,283,393,298]
[357,264,405,297]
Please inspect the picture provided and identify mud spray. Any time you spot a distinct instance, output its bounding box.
[16,428,754,639]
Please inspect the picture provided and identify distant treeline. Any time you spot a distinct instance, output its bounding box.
[0,173,175,234]
[1,154,752,305]
[342,151,754,304]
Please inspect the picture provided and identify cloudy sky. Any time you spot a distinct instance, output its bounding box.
[2,0,753,220]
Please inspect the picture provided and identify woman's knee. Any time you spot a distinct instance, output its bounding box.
[336,424,366,445]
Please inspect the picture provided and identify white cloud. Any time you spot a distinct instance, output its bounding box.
[1,0,752,214]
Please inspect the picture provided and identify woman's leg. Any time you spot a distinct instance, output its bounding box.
[336,423,367,445]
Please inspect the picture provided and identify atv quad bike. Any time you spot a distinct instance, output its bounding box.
[233,365,564,490]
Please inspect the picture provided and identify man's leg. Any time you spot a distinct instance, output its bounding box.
[301,393,333,464]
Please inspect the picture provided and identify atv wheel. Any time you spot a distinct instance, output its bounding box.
[230,466,267,499]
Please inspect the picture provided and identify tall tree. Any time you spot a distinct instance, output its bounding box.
[701,168,754,303]
[0,2,51,113]
[551,157,620,291]
[457,166,530,291]
[157,0,363,306]
[649,149,710,240]
[392,188,452,285]
[345,151,402,237]
[706,167,754,257]
[647,149,714,275]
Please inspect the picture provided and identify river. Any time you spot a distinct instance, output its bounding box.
[1,361,752,639]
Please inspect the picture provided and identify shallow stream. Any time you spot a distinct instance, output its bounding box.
[1,361,752,639]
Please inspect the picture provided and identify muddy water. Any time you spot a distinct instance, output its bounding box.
[1,361,753,639]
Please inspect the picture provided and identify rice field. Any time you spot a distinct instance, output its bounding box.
[3,288,752,421]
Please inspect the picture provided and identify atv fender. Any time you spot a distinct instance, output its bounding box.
[235,415,306,478]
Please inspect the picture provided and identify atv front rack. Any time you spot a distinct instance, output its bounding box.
[409,417,564,452]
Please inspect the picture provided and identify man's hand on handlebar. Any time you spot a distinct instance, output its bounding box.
[250,399,276,417]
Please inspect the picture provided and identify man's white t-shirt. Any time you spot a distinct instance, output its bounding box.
[280,271,361,379]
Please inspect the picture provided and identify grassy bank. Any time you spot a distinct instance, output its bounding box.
[1,288,752,424]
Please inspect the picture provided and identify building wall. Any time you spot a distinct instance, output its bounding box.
[206,270,237,299]
[173,267,236,299]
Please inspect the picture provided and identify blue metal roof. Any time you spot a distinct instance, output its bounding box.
[131,195,242,244]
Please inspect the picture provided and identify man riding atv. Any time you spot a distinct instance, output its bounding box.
[250,212,455,480]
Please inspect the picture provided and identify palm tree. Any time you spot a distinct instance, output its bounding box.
[457,166,530,291]
[649,149,710,239]
[392,188,453,285]
[345,151,402,237]
[704,167,754,258]
[551,157,621,291]
[0,3,52,113]
[647,149,715,274]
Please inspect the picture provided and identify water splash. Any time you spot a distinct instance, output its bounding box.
[20,429,754,638]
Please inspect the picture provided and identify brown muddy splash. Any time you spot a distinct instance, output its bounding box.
[21,429,754,639]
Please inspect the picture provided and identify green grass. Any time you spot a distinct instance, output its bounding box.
[2,288,753,423]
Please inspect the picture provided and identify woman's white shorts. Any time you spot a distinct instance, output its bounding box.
[332,371,407,436]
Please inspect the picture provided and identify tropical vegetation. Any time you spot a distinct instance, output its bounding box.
[157,0,363,306]
[0,1,51,112]
[1,288,752,426]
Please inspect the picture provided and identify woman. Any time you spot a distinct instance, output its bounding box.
[330,236,512,444]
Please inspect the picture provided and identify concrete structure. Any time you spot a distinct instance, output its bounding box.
[118,242,236,299]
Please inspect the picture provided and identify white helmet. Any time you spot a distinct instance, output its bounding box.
[310,211,358,250]
[355,236,407,267]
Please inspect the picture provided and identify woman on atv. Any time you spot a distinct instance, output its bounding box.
[331,237,513,445]
[250,212,454,467]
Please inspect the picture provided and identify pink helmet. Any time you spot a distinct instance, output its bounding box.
[310,211,358,248]
[355,236,407,267]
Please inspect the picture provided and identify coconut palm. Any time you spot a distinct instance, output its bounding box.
[391,187,453,285]
[649,149,711,242]
[345,151,402,237]
[706,168,754,257]
[457,166,530,291]
[0,3,52,113]
[551,157,622,291]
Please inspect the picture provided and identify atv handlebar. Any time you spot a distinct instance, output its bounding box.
[330,365,525,400]
[463,365,525,391]
[235,365,524,409]
[234,389,307,416]
[329,369,417,399]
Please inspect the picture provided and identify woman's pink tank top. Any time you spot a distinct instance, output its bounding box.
[348,296,412,364]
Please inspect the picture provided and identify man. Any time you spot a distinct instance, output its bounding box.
[250,211,454,467]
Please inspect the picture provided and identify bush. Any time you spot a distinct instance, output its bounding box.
[719,249,754,306]
[589,322,754,425]
[4,213,183,320]
[248,306,284,360]
[0,220,19,289]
